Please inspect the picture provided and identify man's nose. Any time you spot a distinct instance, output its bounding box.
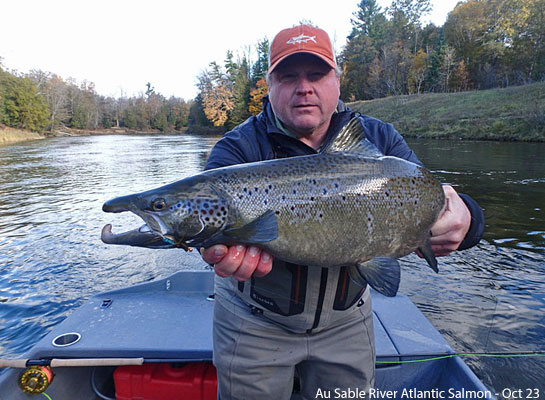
[295,77,313,95]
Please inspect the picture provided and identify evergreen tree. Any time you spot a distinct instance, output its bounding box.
[229,54,252,129]
[251,38,269,85]
[0,70,49,131]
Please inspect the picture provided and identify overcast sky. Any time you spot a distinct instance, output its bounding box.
[0,0,461,100]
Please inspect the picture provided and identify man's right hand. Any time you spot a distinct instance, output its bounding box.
[200,244,274,281]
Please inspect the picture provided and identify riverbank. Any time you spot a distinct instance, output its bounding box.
[349,82,545,141]
[0,125,190,146]
[3,82,544,144]
[0,125,44,146]
[45,126,188,137]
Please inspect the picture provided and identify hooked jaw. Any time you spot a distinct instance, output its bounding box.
[101,195,192,251]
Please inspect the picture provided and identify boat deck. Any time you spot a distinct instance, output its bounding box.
[0,270,494,399]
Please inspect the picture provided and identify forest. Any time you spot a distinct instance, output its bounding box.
[1,0,544,134]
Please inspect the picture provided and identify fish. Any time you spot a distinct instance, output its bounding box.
[101,118,445,297]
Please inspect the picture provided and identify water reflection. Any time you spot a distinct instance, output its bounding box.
[407,139,545,253]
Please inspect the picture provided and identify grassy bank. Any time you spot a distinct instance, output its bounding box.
[0,125,44,146]
[348,82,545,141]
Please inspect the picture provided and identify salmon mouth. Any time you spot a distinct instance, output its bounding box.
[101,223,165,247]
[101,223,191,251]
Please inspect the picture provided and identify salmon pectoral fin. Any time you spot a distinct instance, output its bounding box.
[223,210,279,244]
[418,240,439,273]
[349,258,401,297]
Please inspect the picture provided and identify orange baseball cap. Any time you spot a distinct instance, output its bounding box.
[268,24,337,74]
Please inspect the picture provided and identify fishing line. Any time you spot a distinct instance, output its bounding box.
[41,394,53,400]
[376,351,545,364]
[483,293,500,353]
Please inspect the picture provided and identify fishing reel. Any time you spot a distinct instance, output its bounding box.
[19,365,54,394]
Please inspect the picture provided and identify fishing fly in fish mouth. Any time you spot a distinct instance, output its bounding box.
[101,117,446,298]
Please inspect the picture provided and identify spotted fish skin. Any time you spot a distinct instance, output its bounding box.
[102,118,445,296]
[202,152,444,267]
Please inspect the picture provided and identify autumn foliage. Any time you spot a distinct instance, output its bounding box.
[248,78,268,116]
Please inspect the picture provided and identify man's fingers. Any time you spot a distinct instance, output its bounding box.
[232,246,262,281]
[201,244,274,280]
[254,251,273,277]
[427,185,471,257]
[200,244,228,265]
[213,245,247,277]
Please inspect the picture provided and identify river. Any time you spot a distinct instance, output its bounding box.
[0,134,544,398]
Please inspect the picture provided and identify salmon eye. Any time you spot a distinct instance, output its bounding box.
[151,198,166,211]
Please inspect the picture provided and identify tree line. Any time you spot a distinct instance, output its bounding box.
[340,0,545,100]
[1,0,544,133]
[0,66,194,133]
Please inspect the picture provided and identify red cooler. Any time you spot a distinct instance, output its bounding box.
[114,362,217,400]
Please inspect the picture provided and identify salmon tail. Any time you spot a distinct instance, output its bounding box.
[348,258,401,297]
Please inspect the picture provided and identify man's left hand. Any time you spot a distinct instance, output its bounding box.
[428,185,472,257]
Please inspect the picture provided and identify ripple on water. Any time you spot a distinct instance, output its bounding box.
[1,136,545,393]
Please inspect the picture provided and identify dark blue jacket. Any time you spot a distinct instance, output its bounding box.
[206,97,484,332]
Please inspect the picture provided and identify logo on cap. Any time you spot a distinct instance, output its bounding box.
[286,34,317,45]
[268,24,337,74]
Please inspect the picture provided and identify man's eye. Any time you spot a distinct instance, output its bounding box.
[309,72,326,81]
[280,74,296,81]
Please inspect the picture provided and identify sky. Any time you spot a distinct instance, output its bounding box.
[0,0,461,100]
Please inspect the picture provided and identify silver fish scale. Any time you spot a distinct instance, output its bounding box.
[208,152,445,267]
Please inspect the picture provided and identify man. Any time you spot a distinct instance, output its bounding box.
[201,24,484,400]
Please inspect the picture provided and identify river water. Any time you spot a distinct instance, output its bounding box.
[0,135,544,398]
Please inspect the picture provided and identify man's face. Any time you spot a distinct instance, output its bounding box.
[268,53,340,138]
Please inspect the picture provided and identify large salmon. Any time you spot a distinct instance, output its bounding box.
[101,118,445,296]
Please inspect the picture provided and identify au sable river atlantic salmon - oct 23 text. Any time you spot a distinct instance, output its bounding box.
[314,387,540,399]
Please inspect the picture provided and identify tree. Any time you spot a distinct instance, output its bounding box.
[0,71,49,131]
[251,38,269,85]
[497,0,545,83]
[229,51,257,128]
[379,41,412,96]
[248,78,268,115]
[188,94,212,129]
[197,64,234,127]
[340,32,378,100]
[70,80,98,129]
[439,45,457,92]
[408,48,429,94]
[166,97,190,130]
[341,0,435,99]
[43,75,70,128]
[450,59,470,91]
[387,0,432,53]
[340,0,387,100]
[444,0,510,89]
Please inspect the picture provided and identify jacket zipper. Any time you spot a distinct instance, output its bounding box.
[307,268,328,333]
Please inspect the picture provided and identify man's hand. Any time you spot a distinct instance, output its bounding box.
[428,185,472,257]
[200,244,274,281]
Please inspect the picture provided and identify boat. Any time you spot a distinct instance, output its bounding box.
[0,270,494,399]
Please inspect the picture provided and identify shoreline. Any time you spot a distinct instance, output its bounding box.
[0,126,44,146]
[0,126,191,146]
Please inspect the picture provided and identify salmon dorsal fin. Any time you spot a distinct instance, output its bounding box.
[323,117,383,157]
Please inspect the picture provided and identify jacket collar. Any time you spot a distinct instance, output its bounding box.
[261,96,354,153]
